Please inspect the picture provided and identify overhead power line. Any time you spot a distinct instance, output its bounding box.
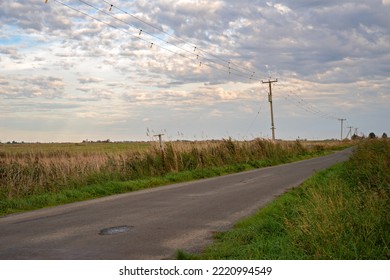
[287,92,338,120]
[97,0,264,80]
[100,0,261,77]
[46,0,265,82]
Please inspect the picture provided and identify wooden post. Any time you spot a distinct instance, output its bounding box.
[154,134,165,166]
[262,79,278,141]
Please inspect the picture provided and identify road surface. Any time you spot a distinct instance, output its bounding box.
[0,148,352,259]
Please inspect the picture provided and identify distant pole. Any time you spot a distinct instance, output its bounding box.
[338,118,346,140]
[346,126,353,139]
[262,79,278,141]
[154,134,165,164]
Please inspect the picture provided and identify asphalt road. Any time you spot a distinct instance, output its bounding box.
[0,148,352,260]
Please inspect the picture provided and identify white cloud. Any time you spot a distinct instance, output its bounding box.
[210,109,223,118]
[274,3,291,14]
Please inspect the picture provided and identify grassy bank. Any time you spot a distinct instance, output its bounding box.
[0,139,348,216]
[177,139,389,259]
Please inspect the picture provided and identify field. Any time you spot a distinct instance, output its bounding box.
[177,138,390,259]
[0,139,350,216]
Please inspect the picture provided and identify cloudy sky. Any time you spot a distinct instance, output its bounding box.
[1,0,389,142]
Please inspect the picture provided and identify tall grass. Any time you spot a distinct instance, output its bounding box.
[0,139,347,208]
[178,139,389,259]
[286,139,390,259]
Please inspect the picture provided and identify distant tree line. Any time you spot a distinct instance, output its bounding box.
[82,139,111,143]
[366,132,387,139]
[350,132,387,140]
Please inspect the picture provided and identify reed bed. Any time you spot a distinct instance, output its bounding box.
[0,139,344,200]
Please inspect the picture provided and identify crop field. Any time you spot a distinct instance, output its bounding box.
[0,141,151,155]
[0,139,350,215]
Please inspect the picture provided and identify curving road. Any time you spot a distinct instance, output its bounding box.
[0,148,352,259]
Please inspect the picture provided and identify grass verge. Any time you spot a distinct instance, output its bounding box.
[177,139,390,260]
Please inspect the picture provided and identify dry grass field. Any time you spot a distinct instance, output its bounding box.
[0,139,348,201]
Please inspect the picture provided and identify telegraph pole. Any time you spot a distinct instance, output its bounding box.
[262,78,278,141]
[154,134,165,164]
[338,118,346,140]
[346,126,353,139]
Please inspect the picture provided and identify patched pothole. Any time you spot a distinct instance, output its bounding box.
[99,225,133,235]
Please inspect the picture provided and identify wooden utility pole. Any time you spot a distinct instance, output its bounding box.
[338,118,346,140]
[154,134,165,164]
[346,126,353,139]
[262,79,278,141]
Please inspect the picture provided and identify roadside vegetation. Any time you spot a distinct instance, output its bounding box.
[0,139,349,216]
[177,138,389,259]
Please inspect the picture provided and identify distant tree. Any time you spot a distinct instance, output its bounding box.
[382,132,388,139]
[368,132,376,139]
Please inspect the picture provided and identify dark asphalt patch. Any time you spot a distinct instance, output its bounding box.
[99,225,132,235]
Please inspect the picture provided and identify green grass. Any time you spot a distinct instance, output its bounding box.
[0,140,349,216]
[177,139,390,260]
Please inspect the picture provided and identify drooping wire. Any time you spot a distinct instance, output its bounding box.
[269,72,342,121]
[282,89,339,120]
[49,1,199,67]
[49,0,264,82]
[94,0,263,80]
[100,0,263,80]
